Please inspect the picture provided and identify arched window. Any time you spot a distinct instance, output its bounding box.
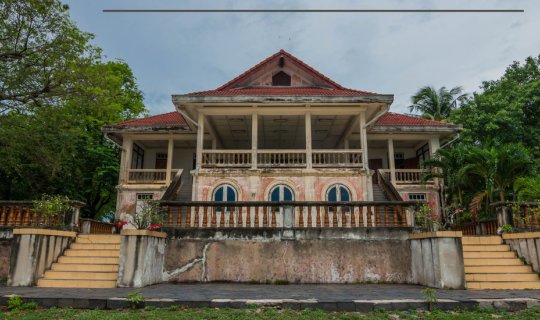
[213,184,237,202]
[326,184,351,202]
[272,71,291,86]
[269,184,294,202]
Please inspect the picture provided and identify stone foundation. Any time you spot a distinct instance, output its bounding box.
[162,228,412,284]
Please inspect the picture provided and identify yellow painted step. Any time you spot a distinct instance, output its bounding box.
[64,249,119,257]
[465,265,532,274]
[463,251,516,259]
[44,271,118,281]
[37,279,117,288]
[466,273,539,282]
[463,245,510,252]
[76,235,120,244]
[51,263,119,272]
[71,243,120,250]
[58,256,119,264]
[464,258,523,266]
[467,281,540,290]
[462,236,503,245]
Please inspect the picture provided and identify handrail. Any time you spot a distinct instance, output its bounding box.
[161,169,185,201]
[160,200,419,228]
[377,170,403,201]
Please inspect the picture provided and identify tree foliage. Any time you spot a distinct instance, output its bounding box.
[408,86,468,121]
[0,1,145,217]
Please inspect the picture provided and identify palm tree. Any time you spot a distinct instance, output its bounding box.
[408,86,468,121]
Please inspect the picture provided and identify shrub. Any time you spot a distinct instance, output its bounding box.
[133,200,162,230]
[7,295,23,311]
[33,194,71,225]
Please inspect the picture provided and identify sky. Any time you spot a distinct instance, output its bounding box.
[63,0,540,115]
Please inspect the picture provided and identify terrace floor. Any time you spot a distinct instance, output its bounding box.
[1,283,540,311]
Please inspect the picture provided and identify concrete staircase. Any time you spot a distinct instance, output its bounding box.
[372,183,389,201]
[463,235,540,289]
[37,234,120,288]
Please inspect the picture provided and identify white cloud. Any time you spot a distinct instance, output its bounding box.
[64,0,539,114]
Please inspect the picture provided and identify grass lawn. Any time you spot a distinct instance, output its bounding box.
[1,307,540,320]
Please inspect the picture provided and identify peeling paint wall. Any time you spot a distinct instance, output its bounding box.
[118,234,167,288]
[163,228,412,284]
[194,170,367,201]
[0,239,11,281]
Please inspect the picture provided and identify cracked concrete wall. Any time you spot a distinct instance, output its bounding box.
[0,239,11,281]
[118,235,166,288]
[7,233,73,286]
[505,237,540,273]
[163,231,412,284]
[410,237,465,289]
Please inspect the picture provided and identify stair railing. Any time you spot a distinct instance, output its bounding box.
[376,170,403,201]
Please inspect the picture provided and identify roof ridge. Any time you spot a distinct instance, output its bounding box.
[216,49,352,91]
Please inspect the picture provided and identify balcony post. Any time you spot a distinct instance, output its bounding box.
[387,138,396,183]
[196,112,205,170]
[428,137,440,156]
[251,112,258,169]
[305,112,312,169]
[166,137,174,183]
[121,136,133,183]
[359,111,372,200]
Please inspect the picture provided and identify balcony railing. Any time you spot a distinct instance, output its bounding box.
[379,169,434,185]
[127,169,182,184]
[201,149,363,169]
[0,200,84,230]
[160,201,418,228]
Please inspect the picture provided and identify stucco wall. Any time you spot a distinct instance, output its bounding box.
[162,228,412,284]
[0,239,11,281]
[193,169,368,202]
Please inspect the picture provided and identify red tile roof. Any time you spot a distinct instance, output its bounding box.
[375,112,451,127]
[186,49,376,97]
[112,112,188,127]
[189,87,372,96]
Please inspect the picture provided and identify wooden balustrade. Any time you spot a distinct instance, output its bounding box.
[202,150,252,168]
[127,169,167,183]
[257,150,307,168]
[160,201,417,228]
[312,150,362,168]
[379,169,434,185]
[79,218,115,234]
[512,205,540,229]
[0,201,83,229]
[451,220,498,235]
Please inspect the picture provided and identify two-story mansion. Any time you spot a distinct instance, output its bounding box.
[103,50,460,214]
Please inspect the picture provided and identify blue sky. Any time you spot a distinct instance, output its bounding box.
[64,0,539,115]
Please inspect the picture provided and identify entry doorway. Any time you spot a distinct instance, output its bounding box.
[369,159,383,183]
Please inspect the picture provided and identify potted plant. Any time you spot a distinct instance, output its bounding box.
[133,200,162,230]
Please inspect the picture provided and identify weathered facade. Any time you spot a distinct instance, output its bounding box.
[103,50,460,214]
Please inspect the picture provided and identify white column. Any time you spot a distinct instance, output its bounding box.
[196,112,205,170]
[121,136,133,183]
[387,138,396,183]
[166,137,174,183]
[305,112,312,169]
[359,111,368,168]
[251,112,258,169]
[428,136,440,156]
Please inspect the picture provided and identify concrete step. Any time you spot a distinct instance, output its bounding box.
[51,263,119,272]
[64,249,119,257]
[71,243,120,250]
[37,278,117,288]
[466,273,539,282]
[44,271,118,281]
[464,258,523,266]
[462,236,503,245]
[463,251,516,259]
[467,281,540,290]
[58,256,119,265]
[76,235,120,244]
[465,265,532,274]
[462,245,510,252]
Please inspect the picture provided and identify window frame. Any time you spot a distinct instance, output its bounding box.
[269,184,295,202]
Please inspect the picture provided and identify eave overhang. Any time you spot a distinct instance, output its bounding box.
[172,94,394,105]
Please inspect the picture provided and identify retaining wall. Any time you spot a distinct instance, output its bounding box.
[503,232,540,273]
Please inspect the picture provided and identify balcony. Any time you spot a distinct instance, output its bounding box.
[379,169,435,185]
[127,169,182,184]
[201,149,363,169]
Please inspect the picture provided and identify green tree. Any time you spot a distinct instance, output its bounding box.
[0,1,146,217]
[451,55,540,158]
[0,0,99,113]
[408,86,468,121]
